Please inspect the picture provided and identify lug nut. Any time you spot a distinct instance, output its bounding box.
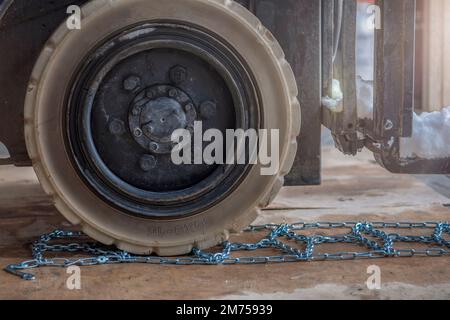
[139,155,157,172]
[132,107,141,116]
[168,89,178,98]
[185,103,194,112]
[150,142,159,152]
[108,119,125,135]
[146,89,155,99]
[123,75,141,92]
[169,65,187,84]
[200,101,217,119]
[133,128,143,138]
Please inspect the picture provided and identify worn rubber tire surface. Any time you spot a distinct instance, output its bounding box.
[24,0,301,255]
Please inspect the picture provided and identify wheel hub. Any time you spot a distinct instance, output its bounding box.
[129,85,197,154]
[66,22,261,217]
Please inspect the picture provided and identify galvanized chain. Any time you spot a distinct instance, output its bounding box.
[5,221,450,280]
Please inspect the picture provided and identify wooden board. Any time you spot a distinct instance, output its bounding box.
[419,0,450,111]
[0,147,449,299]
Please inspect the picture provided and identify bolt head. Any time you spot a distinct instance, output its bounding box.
[123,75,141,91]
[169,65,187,84]
[185,103,194,112]
[200,101,217,119]
[139,155,157,172]
[108,119,125,135]
[384,119,394,131]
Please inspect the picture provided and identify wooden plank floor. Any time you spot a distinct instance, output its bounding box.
[1,146,449,300]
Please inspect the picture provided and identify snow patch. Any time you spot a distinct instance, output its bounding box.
[0,142,9,159]
[400,107,450,159]
[356,76,374,120]
[322,79,344,112]
[355,78,450,160]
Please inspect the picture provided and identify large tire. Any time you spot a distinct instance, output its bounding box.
[24,0,301,255]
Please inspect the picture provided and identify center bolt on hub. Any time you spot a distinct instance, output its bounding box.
[128,84,198,155]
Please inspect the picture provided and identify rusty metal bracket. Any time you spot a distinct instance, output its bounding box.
[321,0,361,156]
[373,141,450,174]
[370,0,450,174]
[373,0,415,140]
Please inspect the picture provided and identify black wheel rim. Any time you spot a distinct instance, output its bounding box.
[66,22,261,218]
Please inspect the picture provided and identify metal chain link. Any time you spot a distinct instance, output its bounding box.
[5,221,450,280]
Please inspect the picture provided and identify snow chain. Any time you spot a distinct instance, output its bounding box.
[5,221,450,280]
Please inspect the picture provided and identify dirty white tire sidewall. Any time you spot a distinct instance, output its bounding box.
[24,0,301,255]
